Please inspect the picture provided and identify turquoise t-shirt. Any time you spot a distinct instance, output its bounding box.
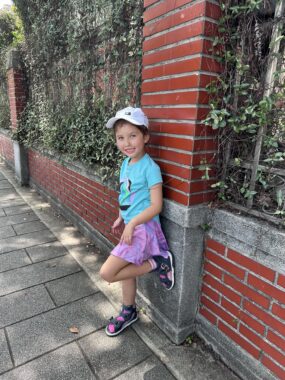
[119,153,162,224]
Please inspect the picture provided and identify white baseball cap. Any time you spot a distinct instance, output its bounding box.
[106,107,149,129]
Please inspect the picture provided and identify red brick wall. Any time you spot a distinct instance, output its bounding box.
[199,238,285,379]
[7,68,27,130]
[142,0,221,206]
[0,134,14,166]
[28,150,119,245]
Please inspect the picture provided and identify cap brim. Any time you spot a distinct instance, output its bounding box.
[106,115,147,129]
[106,117,119,129]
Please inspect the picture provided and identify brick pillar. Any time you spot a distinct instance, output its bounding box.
[137,0,221,343]
[7,49,27,130]
[6,48,29,184]
[142,0,221,206]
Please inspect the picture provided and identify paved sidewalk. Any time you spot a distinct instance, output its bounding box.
[0,162,240,380]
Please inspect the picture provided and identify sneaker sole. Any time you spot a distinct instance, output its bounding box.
[105,315,139,337]
[165,250,175,291]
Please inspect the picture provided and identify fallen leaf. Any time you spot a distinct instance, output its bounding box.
[69,326,79,334]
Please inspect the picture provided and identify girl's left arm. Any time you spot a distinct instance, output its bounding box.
[120,183,163,245]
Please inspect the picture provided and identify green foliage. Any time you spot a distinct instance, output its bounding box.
[13,0,143,178]
[0,6,24,130]
[204,0,285,218]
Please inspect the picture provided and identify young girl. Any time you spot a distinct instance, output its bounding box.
[100,106,174,337]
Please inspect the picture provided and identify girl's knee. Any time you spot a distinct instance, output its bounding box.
[100,265,113,283]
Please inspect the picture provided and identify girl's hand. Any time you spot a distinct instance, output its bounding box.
[111,216,124,235]
[120,223,135,245]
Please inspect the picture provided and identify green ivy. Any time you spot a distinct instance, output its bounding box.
[204,0,285,217]
[0,6,24,130]
[12,0,143,178]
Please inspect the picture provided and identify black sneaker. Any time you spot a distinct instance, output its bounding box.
[105,304,138,337]
[153,251,175,290]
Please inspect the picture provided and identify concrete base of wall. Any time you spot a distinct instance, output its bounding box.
[137,201,208,343]
[13,141,29,185]
[196,315,276,380]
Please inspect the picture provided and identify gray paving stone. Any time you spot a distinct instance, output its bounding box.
[0,285,55,328]
[0,200,25,209]
[0,249,31,273]
[0,342,95,380]
[6,293,114,366]
[0,212,39,228]
[0,229,56,255]
[0,180,12,190]
[113,356,176,380]
[79,329,151,380]
[0,172,5,180]
[0,330,13,375]
[26,241,68,263]
[0,209,4,217]
[3,204,32,216]
[0,190,22,203]
[13,221,47,235]
[0,255,81,296]
[0,226,15,240]
[161,343,240,380]
[46,271,98,306]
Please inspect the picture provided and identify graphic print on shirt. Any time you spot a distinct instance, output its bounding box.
[119,178,135,210]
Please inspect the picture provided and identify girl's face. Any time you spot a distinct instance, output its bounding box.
[115,122,149,163]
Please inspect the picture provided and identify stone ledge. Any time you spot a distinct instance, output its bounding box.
[208,208,285,274]
[6,48,23,71]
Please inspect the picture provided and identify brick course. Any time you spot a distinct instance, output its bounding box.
[0,134,14,166]
[199,238,285,379]
[28,150,119,245]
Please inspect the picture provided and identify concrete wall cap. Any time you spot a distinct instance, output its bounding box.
[6,48,23,71]
[209,208,285,273]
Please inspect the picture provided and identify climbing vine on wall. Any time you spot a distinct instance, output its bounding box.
[13,0,144,178]
[0,6,24,129]
[205,0,285,220]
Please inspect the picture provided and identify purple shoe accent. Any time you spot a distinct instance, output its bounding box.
[154,251,175,290]
[105,305,138,337]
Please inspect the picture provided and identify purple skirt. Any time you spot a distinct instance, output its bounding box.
[111,220,169,266]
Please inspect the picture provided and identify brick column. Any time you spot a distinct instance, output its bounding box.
[6,48,29,184]
[142,0,221,206]
[137,0,221,344]
[7,49,27,130]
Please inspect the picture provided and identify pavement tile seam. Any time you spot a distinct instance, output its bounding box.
[0,335,101,377]
[107,354,155,380]
[74,341,99,380]
[1,287,104,332]
[0,269,84,299]
[0,261,32,275]
[3,206,33,217]
[0,233,58,256]
[0,243,70,274]
[0,250,76,274]
[3,328,15,369]
[11,220,49,236]
[4,326,107,371]
[42,280,100,308]
[43,283,60,308]
[0,216,40,227]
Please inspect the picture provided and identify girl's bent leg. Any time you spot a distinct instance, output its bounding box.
[100,255,152,283]
[100,256,129,283]
[122,278,137,306]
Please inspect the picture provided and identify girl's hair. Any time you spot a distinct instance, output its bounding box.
[114,119,149,136]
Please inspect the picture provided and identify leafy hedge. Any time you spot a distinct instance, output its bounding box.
[13,0,144,178]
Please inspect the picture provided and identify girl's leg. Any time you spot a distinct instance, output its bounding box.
[100,255,152,283]
[122,278,136,306]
